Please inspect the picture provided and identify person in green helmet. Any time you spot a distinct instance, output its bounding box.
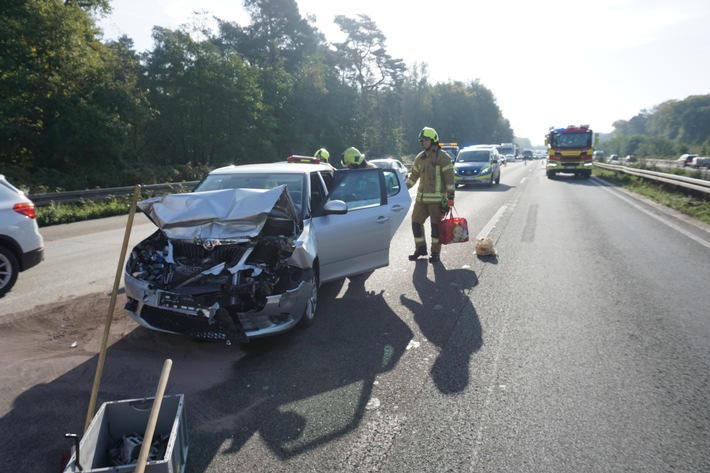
[342,147,377,170]
[405,127,455,263]
[314,147,336,169]
[314,148,330,163]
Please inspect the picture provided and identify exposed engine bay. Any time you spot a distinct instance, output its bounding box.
[124,186,316,344]
[127,229,302,313]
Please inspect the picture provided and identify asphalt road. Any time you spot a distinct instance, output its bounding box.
[2,160,710,472]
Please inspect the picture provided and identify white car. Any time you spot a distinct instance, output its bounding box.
[690,156,710,168]
[124,160,411,344]
[0,175,44,297]
[370,158,408,179]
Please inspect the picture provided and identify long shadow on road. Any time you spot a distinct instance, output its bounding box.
[186,276,413,469]
[400,261,482,394]
[0,278,413,472]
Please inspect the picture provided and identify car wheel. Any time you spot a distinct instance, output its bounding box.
[299,270,318,327]
[0,246,19,297]
[546,171,555,179]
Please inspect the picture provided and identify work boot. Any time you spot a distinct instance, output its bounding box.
[408,247,428,261]
[428,253,440,263]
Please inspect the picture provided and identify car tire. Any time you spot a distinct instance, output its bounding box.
[299,270,318,327]
[547,171,555,179]
[494,172,500,185]
[0,246,19,297]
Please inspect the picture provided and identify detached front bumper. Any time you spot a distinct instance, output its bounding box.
[124,272,314,342]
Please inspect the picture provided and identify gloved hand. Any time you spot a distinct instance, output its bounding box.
[448,198,454,208]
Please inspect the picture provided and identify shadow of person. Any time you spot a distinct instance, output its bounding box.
[174,272,414,469]
[400,260,482,394]
[0,282,412,472]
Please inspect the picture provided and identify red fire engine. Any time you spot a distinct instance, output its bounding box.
[544,125,598,179]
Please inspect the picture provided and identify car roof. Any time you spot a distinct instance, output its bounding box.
[460,146,495,152]
[206,162,334,175]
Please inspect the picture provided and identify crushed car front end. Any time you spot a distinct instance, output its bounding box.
[124,187,316,344]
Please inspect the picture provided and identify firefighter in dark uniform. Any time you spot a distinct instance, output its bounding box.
[405,127,455,263]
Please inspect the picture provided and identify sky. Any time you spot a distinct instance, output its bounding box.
[98,0,710,146]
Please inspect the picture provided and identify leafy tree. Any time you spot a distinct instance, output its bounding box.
[0,0,147,190]
[332,15,406,93]
[430,80,512,147]
[612,94,710,155]
[2,1,523,190]
[221,0,319,72]
[280,56,359,159]
[64,0,110,14]
[400,64,434,154]
[141,27,265,171]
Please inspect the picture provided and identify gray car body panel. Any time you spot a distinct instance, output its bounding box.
[124,163,411,342]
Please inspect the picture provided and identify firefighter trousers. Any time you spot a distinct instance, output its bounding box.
[411,202,443,254]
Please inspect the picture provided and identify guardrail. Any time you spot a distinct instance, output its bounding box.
[29,181,199,207]
[594,163,710,195]
[26,162,709,206]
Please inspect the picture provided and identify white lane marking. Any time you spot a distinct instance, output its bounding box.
[596,181,710,249]
[477,205,507,240]
[519,177,527,184]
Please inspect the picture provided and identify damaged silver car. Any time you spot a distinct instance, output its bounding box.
[124,160,411,344]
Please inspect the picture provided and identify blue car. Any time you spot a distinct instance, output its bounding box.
[454,146,502,187]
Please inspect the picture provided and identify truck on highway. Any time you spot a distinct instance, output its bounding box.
[544,124,598,179]
[496,143,518,161]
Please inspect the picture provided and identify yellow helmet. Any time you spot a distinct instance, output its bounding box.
[314,148,330,162]
[418,127,439,143]
[342,147,365,167]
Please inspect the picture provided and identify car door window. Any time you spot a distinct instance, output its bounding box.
[308,172,327,213]
[382,169,401,197]
[328,169,383,210]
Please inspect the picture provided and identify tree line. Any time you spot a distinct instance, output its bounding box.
[1,0,515,192]
[602,94,710,158]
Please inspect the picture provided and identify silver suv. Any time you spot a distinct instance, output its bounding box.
[0,175,44,297]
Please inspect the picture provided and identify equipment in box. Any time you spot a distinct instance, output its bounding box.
[63,395,188,473]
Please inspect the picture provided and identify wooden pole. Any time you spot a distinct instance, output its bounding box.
[135,359,173,473]
[84,184,142,432]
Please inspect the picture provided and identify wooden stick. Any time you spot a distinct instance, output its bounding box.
[84,184,142,432]
[135,359,173,473]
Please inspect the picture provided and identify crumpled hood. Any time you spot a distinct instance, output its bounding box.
[138,186,299,241]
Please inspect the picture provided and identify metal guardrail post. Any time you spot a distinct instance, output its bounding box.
[29,181,199,206]
[25,163,709,205]
[594,163,710,195]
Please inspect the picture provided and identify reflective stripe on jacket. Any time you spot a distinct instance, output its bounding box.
[406,147,455,203]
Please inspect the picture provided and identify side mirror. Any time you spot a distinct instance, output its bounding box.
[323,200,348,215]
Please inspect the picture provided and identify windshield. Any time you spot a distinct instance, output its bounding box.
[194,172,306,218]
[372,160,394,169]
[497,145,513,155]
[551,132,592,148]
[441,146,459,157]
[457,150,491,163]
